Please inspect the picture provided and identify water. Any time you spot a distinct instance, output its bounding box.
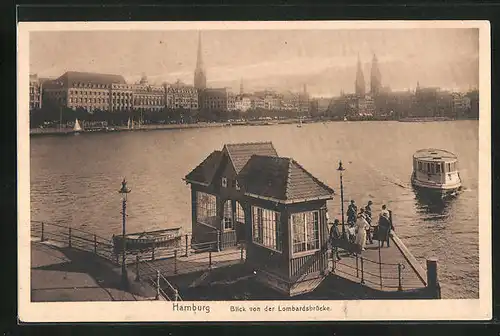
[30,120,479,299]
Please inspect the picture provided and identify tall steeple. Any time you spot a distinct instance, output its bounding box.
[370,53,382,96]
[355,54,366,97]
[194,31,207,90]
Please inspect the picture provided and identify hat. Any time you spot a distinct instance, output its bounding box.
[333,219,340,225]
[368,200,373,205]
[350,200,355,203]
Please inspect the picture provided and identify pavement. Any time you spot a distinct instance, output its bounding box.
[31,240,161,302]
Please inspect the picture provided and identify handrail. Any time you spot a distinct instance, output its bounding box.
[31,221,113,244]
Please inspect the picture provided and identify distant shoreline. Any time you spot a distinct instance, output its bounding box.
[29,117,477,137]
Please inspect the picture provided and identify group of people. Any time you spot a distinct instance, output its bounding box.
[328,200,394,260]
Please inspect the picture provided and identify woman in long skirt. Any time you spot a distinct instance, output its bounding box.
[355,210,370,252]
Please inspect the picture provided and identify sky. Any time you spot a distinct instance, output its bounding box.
[30,29,479,97]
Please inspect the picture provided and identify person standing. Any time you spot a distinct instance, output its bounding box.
[347,200,358,226]
[378,204,391,247]
[329,219,342,261]
[355,208,370,252]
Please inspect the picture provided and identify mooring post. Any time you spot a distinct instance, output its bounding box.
[174,289,179,301]
[41,222,45,242]
[360,256,365,284]
[68,227,72,248]
[240,245,244,262]
[174,249,178,274]
[135,255,140,282]
[185,234,189,257]
[209,250,212,270]
[156,270,160,300]
[426,258,441,299]
[93,234,97,254]
[152,241,155,261]
[398,263,403,291]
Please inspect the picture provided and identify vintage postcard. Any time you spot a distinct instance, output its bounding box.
[18,20,491,322]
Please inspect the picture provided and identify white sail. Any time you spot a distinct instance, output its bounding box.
[74,119,82,132]
[127,117,131,129]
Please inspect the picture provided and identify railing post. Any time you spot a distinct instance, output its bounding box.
[174,289,179,301]
[174,249,178,274]
[398,263,403,291]
[135,255,140,282]
[355,254,359,278]
[209,250,212,270]
[41,222,45,242]
[93,234,97,254]
[360,257,365,284]
[152,242,155,261]
[68,227,72,248]
[155,270,160,300]
[240,245,244,262]
[185,234,189,257]
[216,230,221,252]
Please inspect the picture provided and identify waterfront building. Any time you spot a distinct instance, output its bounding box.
[165,80,199,110]
[29,74,42,110]
[357,95,376,116]
[110,83,134,112]
[200,88,234,111]
[234,94,252,112]
[451,92,472,117]
[355,55,366,97]
[184,142,334,296]
[132,75,165,112]
[194,32,207,91]
[43,71,127,112]
[298,84,310,116]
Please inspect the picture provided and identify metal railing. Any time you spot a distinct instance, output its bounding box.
[331,251,406,291]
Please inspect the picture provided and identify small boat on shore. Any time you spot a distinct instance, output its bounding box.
[112,227,182,253]
[411,148,462,196]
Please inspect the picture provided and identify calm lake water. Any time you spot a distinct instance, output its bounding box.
[30,120,479,299]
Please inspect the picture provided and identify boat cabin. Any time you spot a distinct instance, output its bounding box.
[184,142,335,296]
[411,148,461,191]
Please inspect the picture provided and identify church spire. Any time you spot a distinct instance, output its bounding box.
[355,54,366,97]
[194,31,207,90]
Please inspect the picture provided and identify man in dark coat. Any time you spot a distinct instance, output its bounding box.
[347,200,357,226]
[365,200,374,244]
[329,219,342,260]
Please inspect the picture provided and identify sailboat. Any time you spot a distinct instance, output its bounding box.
[297,117,302,128]
[73,119,83,135]
[127,117,131,130]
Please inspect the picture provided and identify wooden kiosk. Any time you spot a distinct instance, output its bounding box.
[184,142,335,296]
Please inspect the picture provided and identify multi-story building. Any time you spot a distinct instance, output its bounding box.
[43,71,127,112]
[165,80,199,110]
[250,96,266,110]
[357,95,376,116]
[234,94,252,112]
[200,88,235,111]
[29,74,42,110]
[132,76,165,112]
[110,83,134,112]
[298,85,310,116]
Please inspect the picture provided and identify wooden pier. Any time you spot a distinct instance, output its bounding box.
[30,221,440,300]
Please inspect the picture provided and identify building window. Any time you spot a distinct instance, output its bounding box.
[196,191,217,227]
[221,177,227,188]
[436,163,442,173]
[252,206,282,252]
[223,200,234,230]
[291,211,320,254]
[235,202,245,224]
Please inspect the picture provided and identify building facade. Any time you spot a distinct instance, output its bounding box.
[200,88,235,111]
[43,71,127,112]
[29,74,42,110]
[165,80,199,110]
[234,95,252,112]
[110,83,134,112]
[132,79,165,112]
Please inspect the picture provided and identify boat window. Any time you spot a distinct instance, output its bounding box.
[430,163,435,174]
[447,163,451,172]
[436,163,441,173]
[418,161,422,171]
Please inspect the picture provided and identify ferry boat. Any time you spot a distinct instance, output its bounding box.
[411,148,462,196]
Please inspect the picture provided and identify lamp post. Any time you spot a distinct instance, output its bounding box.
[337,161,346,239]
[118,178,131,289]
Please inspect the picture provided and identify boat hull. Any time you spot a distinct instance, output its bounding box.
[411,173,461,196]
[112,228,182,253]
